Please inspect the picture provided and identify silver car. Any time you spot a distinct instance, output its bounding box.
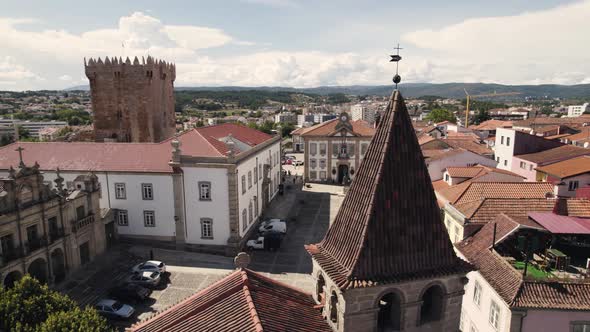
[131,260,166,274]
[127,271,161,287]
[94,299,135,319]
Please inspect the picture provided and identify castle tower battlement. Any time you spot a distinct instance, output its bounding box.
[85,56,176,143]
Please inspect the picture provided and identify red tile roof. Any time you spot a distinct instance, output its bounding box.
[455,182,554,205]
[0,124,275,173]
[516,145,590,165]
[306,90,472,290]
[536,155,590,179]
[446,166,487,178]
[470,119,513,131]
[443,138,493,156]
[528,212,590,234]
[131,268,331,332]
[457,214,590,310]
[300,119,375,137]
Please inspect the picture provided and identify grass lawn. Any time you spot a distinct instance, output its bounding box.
[513,261,553,279]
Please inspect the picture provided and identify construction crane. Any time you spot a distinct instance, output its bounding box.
[464,89,522,127]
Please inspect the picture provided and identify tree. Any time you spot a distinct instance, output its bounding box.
[472,109,491,125]
[40,307,110,332]
[0,276,111,332]
[279,123,295,137]
[425,109,456,124]
[16,125,31,139]
[1,134,14,146]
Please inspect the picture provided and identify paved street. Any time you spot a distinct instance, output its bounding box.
[58,177,344,330]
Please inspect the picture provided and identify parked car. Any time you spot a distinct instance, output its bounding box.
[259,219,287,234]
[246,233,283,251]
[108,283,152,303]
[282,159,292,165]
[292,160,304,166]
[127,271,161,288]
[131,260,166,274]
[94,299,135,319]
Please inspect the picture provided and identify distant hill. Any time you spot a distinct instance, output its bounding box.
[65,83,590,99]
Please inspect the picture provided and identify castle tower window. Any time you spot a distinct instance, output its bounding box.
[329,291,338,323]
[419,285,444,325]
[378,292,402,331]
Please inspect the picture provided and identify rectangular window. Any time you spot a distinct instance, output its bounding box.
[445,174,450,182]
[473,281,482,306]
[503,160,507,166]
[117,210,128,226]
[248,202,253,224]
[496,156,499,162]
[254,196,259,217]
[201,218,213,239]
[242,209,248,231]
[310,143,317,155]
[348,143,355,157]
[332,143,339,157]
[454,225,460,243]
[569,180,579,191]
[248,171,252,188]
[259,164,262,180]
[500,136,504,145]
[241,175,246,194]
[26,224,38,243]
[115,183,126,199]
[572,323,590,332]
[310,171,317,180]
[76,205,85,220]
[142,183,153,200]
[489,300,501,330]
[320,171,327,180]
[310,159,317,168]
[520,161,526,169]
[319,159,326,169]
[143,210,155,227]
[361,143,368,155]
[319,143,326,155]
[506,137,511,146]
[199,182,211,201]
[529,164,533,171]
[254,166,258,184]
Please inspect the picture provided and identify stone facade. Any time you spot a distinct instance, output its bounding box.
[85,56,176,143]
[0,162,108,288]
[311,260,466,332]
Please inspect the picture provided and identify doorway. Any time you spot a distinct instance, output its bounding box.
[338,164,349,184]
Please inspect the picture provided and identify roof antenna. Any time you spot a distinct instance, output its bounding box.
[390,43,403,90]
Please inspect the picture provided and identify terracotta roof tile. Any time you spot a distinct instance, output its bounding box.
[443,138,493,156]
[446,166,486,178]
[536,155,590,179]
[563,127,590,142]
[470,120,513,131]
[455,182,554,205]
[132,269,330,332]
[0,124,275,173]
[306,90,472,290]
[300,119,375,137]
[516,145,590,165]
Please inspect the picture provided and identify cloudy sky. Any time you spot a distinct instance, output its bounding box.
[1,0,589,90]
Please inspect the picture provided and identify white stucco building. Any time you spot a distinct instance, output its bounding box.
[350,104,376,125]
[567,103,589,117]
[0,124,281,255]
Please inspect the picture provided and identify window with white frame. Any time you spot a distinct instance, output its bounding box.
[504,160,507,166]
[253,196,259,217]
[454,225,460,243]
[310,171,317,180]
[115,183,126,199]
[506,137,510,146]
[348,143,355,157]
[529,164,533,171]
[473,281,482,307]
[572,322,590,332]
[259,164,262,180]
[117,210,128,226]
[143,210,155,227]
[361,143,368,155]
[320,171,327,180]
[319,143,326,155]
[489,299,501,330]
[332,143,339,157]
[500,136,504,145]
[248,171,252,188]
[320,159,326,169]
[310,143,317,155]
[445,174,450,182]
[199,182,211,201]
[254,166,258,184]
[520,161,526,169]
[201,218,213,239]
[569,180,579,191]
[248,201,253,224]
[142,183,153,200]
[242,209,247,231]
[310,159,317,168]
[241,175,246,194]
[496,156,499,162]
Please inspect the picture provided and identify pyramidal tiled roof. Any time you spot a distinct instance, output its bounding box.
[306,90,472,290]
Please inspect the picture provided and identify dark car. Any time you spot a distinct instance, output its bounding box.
[108,283,152,302]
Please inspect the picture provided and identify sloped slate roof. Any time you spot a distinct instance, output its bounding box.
[131,269,331,332]
[306,90,471,290]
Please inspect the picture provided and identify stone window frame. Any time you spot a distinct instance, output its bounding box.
[319,143,326,156]
[310,171,317,180]
[310,159,317,169]
[254,166,258,184]
[248,171,253,189]
[143,210,156,227]
[199,181,212,201]
[310,143,317,156]
[253,196,259,217]
[319,159,326,169]
[241,175,246,195]
[473,280,482,307]
[248,201,253,224]
[242,209,248,231]
[200,218,213,239]
[489,299,501,330]
[320,171,327,180]
[115,183,126,200]
[141,183,154,200]
[117,210,129,226]
[259,164,263,180]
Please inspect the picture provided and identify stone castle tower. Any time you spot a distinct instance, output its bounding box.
[85,56,176,143]
[306,90,473,332]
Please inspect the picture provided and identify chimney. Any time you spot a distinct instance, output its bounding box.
[552,197,568,216]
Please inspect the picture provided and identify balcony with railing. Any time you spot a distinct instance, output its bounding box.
[49,228,65,244]
[25,236,47,253]
[0,246,24,267]
[72,214,95,232]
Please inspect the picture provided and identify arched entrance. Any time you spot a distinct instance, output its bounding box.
[337,164,349,184]
[3,270,22,288]
[27,257,48,284]
[51,248,66,283]
[378,292,402,331]
[419,285,444,325]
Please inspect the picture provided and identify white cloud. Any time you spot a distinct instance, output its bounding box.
[58,75,72,81]
[239,0,298,8]
[402,0,590,84]
[0,56,43,86]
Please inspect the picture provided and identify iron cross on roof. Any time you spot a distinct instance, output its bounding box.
[15,146,25,167]
[390,43,403,89]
